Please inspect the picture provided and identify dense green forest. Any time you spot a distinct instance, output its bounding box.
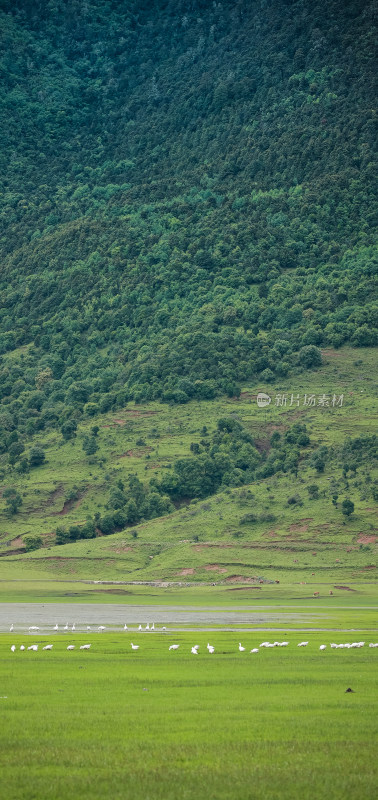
[0,0,377,534]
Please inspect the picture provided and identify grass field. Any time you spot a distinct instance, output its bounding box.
[1,626,377,800]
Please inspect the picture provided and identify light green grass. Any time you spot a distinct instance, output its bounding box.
[0,631,377,800]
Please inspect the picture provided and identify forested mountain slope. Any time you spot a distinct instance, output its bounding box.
[0,0,376,413]
[0,1,377,563]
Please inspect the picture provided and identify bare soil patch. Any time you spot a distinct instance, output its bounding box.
[204,564,228,573]
[176,568,195,576]
[357,535,377,544]
[289,523,309,532]
[119,447,153,458]
[334,585,356,591]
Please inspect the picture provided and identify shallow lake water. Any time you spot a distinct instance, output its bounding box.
[0,602,309,631]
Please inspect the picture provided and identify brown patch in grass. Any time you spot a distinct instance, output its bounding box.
[289,523,309,532]
[204,564,228,573]
[176,568,195,576]
[321,348,343,357]
[225,575,254,583]
[334,585,356,591]
[357,535,377,544]
[119,447,153,458]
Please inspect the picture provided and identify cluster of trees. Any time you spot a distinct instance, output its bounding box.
[0,0,376,462]
[54,474,173,545]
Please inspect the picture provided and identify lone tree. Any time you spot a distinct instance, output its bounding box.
[342,499,354,517]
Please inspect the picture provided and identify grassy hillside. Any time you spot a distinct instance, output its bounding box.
[1,348,376,582]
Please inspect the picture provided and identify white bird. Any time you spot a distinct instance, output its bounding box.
[280,642,289,647]
[239,643,245,652]
[72,624,76,632]
[28,645,38,651]
[208,646,215,654]
[53,624,58,631]
[29,626,39,632]
[87,626,91,631]
[43,644,53,650]
[162,626,167,631]
[20,645,25,651]
[250,648,259,653]
[11,645,16,652]
[298,642,308,647]
[67,645,75,651]
[98,626,106,632]
[151,623,155,631]
[319,645,326,651]
[80,644,91,650]
[138,625,142,631]
[131,643,139,650]
[124,624,128,631]
[145,624,150,631]
[169,644,180,651]
[191,646,199,655]
[10,624,14,632]
[64,623,68,631]
[369,643,378,648]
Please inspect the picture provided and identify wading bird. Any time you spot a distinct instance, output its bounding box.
[239,643,245,652]
[98,626,106,632]
[10,624,14,632]
[80,644,91,650]
[131,643,139,650]
[11,645,16,652]
[20,645,25,651]
[169,644,179,651]
[319,645,326,651]
[28,645,38,651]
[53,624,58,631]
[191,646,199,655]
[29,626,39,632]
[250,648,259,654]
[67,645,75,651]
[124,624,128,631]
[43,644,53,650]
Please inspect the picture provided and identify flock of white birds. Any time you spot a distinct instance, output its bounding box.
[7,622,378,654]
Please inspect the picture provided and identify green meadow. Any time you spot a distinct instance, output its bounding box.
[1,628,377,800]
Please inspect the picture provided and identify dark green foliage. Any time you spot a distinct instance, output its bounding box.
[61,421,77,441]
[298,346,322,369]
[341,499,355,517]
[307,484,319,500]
[28,447,46,468]
[160,418,310,500]
[3,487,22,515]
[23,534,43,552]
[0,0,375,446]
[82,437,98,456]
